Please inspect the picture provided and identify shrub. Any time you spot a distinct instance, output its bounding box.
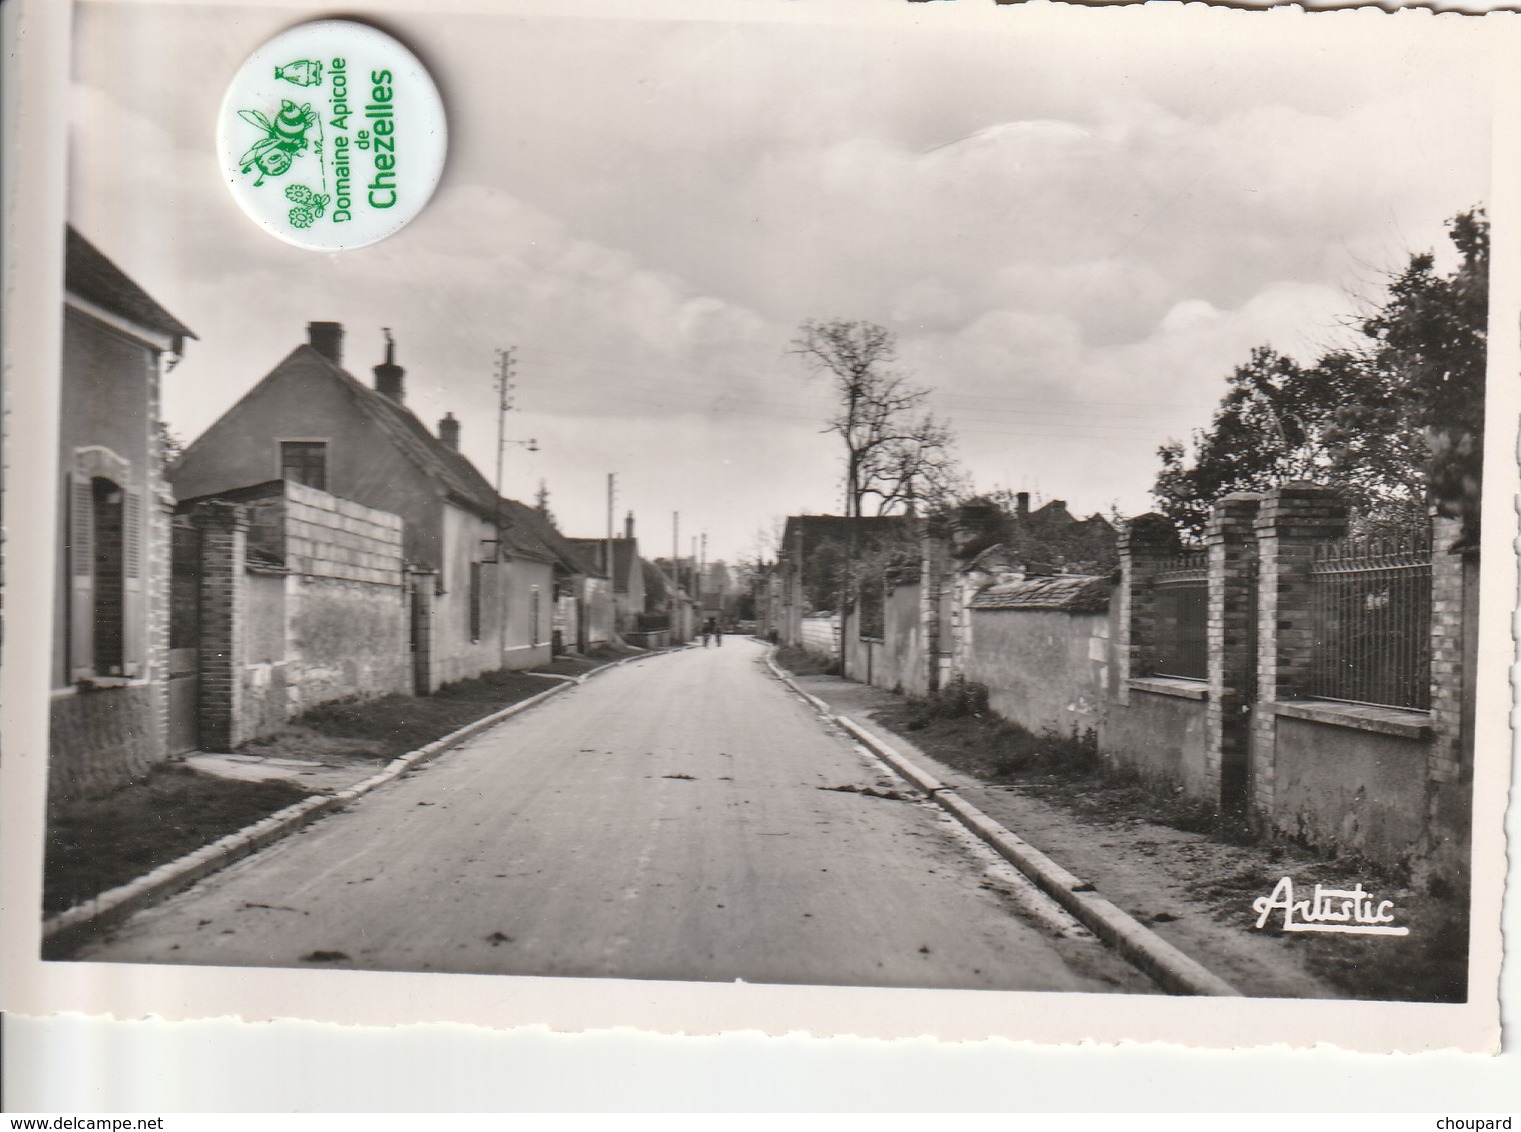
[930,677,990,719]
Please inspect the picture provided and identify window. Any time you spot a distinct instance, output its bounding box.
[531,585,542,647]
[280,441,327,491]
[67,448,142,681]
[469,560,483,642]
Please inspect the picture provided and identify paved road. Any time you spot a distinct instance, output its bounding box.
[78,640,1155,993]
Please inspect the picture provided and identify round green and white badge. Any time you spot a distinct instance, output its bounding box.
[217,20,446,250]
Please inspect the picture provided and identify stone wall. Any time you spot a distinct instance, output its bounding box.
[965,606,1108,741]
[842,484,1474,876]
[844,583,924,696]
[800,613,838,657]
[189,482,409,746]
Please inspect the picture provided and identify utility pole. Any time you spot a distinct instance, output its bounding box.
[672,511,680,590]
[606,473,616,588]
[493,348,515,522]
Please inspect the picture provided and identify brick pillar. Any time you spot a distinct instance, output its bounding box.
[1205,492,1263,811]
[920,526,948,696]
[1422,513,1474,891]
[950,570,980,686]
[191,500,249,750]
[1250,483,1349,819]
[1115,513,1183,706]
[1427,514,1468,785]
[408,566,438,695]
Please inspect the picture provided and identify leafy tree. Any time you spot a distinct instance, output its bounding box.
[533,479,558,529]
[1152,346,1364,534]
[801,535,847,612]
[791,319,964,517]
[1153,209,1487,542]
[1337,208,1487,548]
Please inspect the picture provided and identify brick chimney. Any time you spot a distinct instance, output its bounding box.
[373,328,404,403]
[438,412,460,451]
[308,321,344,365]
[625,510,635,540]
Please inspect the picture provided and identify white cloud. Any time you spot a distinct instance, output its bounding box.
[67,2,1494,559]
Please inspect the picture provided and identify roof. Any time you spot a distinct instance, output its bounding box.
[500,499,604,577]
[566,537,638,590]
[254,345,575,569]
[969,573,1111,614]
[65,227,196,345]
[781,514,915,559]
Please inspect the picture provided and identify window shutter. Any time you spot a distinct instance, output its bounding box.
[122,488,145,677]
[68,474,95,680]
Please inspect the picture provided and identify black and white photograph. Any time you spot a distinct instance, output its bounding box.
[2,0,1514,1060]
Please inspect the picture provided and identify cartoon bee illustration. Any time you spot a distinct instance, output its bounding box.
[274,59,323,87]
[238,100,320,185]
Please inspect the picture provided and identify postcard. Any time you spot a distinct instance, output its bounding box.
[2,0,1515,1057]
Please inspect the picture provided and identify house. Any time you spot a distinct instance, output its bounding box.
[568,511,645,638]
[51,227,195,798]
[948,492,1117,576]
[640,558,697,644]
[772,514,917,652]
[496,496,609,654]
[169,322,579,691]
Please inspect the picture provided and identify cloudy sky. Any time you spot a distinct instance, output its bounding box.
[69,0,1493,562]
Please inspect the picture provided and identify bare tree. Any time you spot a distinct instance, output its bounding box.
[790,319,961,517]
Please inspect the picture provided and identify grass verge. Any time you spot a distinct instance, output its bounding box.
[869,682,1468,1003]
[44,765,311,915]
[240,667,572,763]
[43,656,630,917]
[774,644,840,678]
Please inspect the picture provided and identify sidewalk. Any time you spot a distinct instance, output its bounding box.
[790,672,1345,1000]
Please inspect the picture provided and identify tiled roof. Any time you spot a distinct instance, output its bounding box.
[969,573,1111,613]
[277,346,575,569]
[65,227,196,343]
[500,499,603,577]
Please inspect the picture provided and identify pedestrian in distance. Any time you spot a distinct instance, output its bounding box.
[702,616,717,647]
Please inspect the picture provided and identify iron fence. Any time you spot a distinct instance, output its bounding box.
[1308,530,1431,710]
[1152,550,1208,681]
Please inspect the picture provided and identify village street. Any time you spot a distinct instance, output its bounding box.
[75,640,1153,994]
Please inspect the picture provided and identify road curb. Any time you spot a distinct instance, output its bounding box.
[766,651,1241,998]
[40,657,646,957]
